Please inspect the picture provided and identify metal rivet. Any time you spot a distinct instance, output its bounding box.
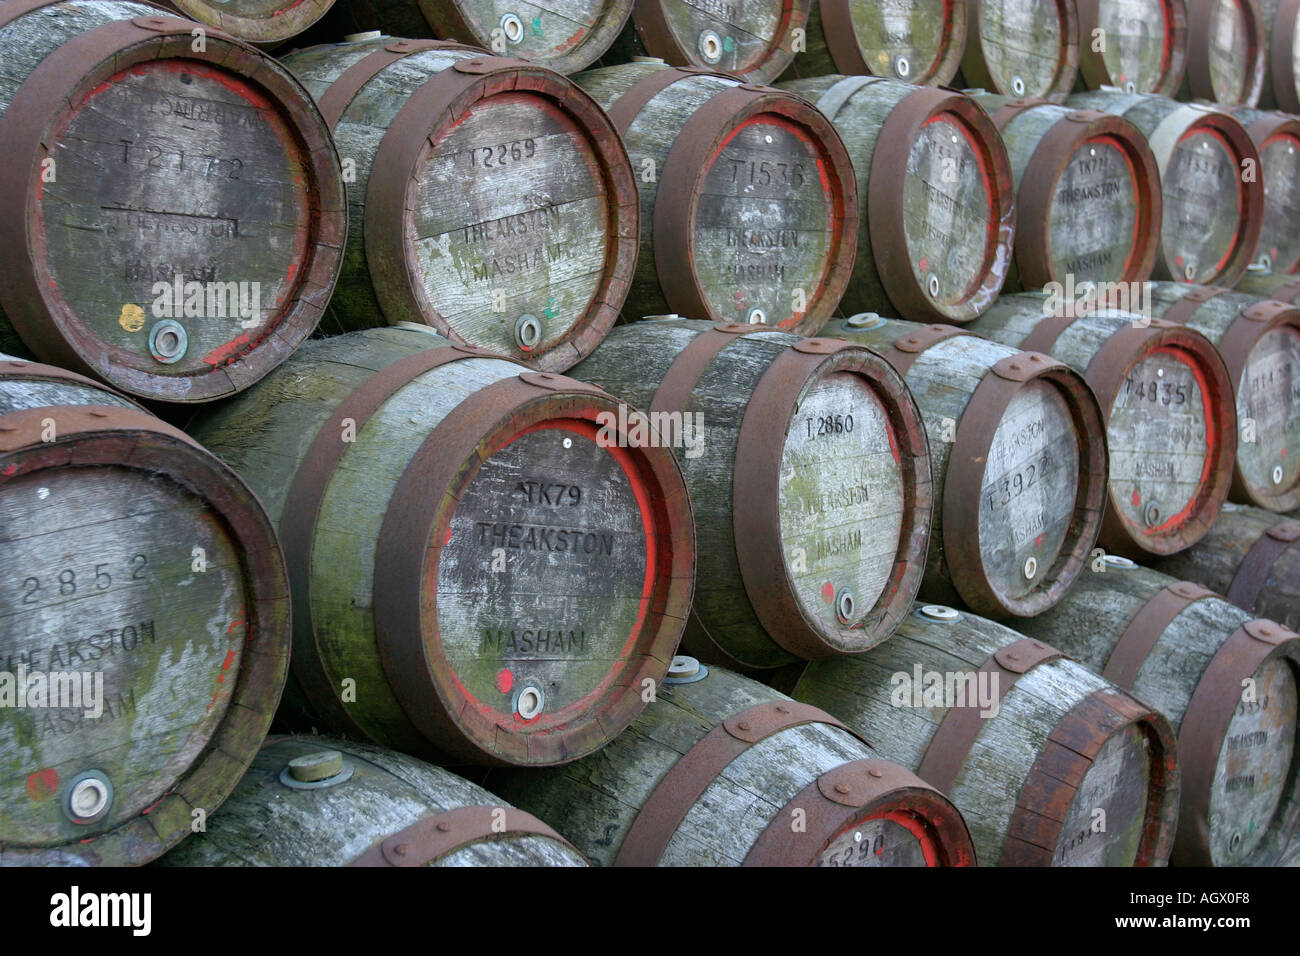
[394,843,410,855]
[1006,652,1020,662]
[868,768,883,778]
[436,822,452,833]
[834,783,850,794]
[698,29,723,63]
[775,704,790,714]
[1259,624,1275,636]
[1023,556,1038,579]
[738,720,752,731]
[148,319,188,364]
[500,13,524,43]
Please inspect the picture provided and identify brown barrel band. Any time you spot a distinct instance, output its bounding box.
[1226,520,1300,611]
[1173,618,1300,866]
[880,323,971,376]
[1101,580,1216,687]
[349,805,577,867]
[316,39,485,129]
[1159,285,1228,327]
[1001,690,1181,866]
[990,97,1052,131]
[743,758,978,867]
[605,66,732,135]
[614,700,860,866]
[916,637,1066,795]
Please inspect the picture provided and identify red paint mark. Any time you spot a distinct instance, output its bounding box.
[203,333,253,367]
[821,581,835,603]
[1131,489,1141,508]
[1272,246,1281,261]
[1283,447,1289,459]
[918,257,929,272]
[1117,73,1126,84]
[1034,533,1045,548]
[495,669,514,694]
[221,650,237,671]
[445,526,453,545]
[26,768,58,801]
[225,619,245,636]
[1174,255,1184,267]
[875,843,884,856]
[3,464,18,476]
[286,261,298,283]
[556,27,588,53]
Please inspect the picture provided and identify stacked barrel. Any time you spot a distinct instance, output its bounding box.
[0,0,1298,872]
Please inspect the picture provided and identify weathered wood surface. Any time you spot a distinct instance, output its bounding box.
[1018,561,1300,866]
[188,326,692,767]
[1075,0,1188,94]
[778,0,966,86]
[488,664,975,865]
[822,317,1105,619]
[602,0,807,82]
[573,63,855,333]
[282,40,635,371]
[1153,503,1300,629]
[1068,92,1263,287]
[961,0,1079,100]
[1236,268,1300,299]
[793,603,1180,865]
[0,359,290,865]
[0,1,345,404]
[779,76,1013,322]
[974,94,1158,290]
[330,0,633,73]
[1145,281,1300,511]
[971,295,1235,557]
[158,737,587,866]
[162,0,336,44]
[570,320,930,669]
[1227,108,1300,273]
[1179,0,1265,105]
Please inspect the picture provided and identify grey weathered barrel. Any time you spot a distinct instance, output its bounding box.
[328,0,632,73]
[777,77,1015,323]
[0,1,346,404]
[971,294,1237,557]
[792,602,1182,866]
[1259,0,1300,109]
[158,737,586,866]
[1017,560,1300,865]
[1236,267,1300,300]
[160,0,336,45]
[960,0,1080,101]
[1153,503,1300,630]
[1144,281,1300,512]
[570,320,931,669]
[602,0,809,82]
[778,0,967,87]
[280,38,637,371]
[489,661,978,866]
[1226,108,1300,274]
[188,326,695,767]
[821,316,1109,619]
[974,95,1162,291]
[1075,0,1188,94]
[0,354,291,865]
[572,62,857,333]
[1179,0,1266,105]
[1068,92,1264,287]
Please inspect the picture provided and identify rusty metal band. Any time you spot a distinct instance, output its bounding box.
[373,371,688,766]
[605,66,730,135]
[880,323,971,376]
[1101,580,1216,688]
[943,352,1108,616]
[916,638,1066,795]
[1159,285,1228,328]
[868,88,1014,322]
[1018,311,1079,355]
[1186,0,1264,104]
[743,758,978,866]
[733,337,931,658]
[350,805,577,866]
[614,700,859,866]
[1251,278,1300,304]
[277,345,496,748]
[1226,520,1300,611]
[1173,617,1300,866]
[1002,690,1181,866]
[654,85,855,330]
[1275,0,1300,113]
[1239,110,1300,156]
[316,39,483,129]
[989,97,1049,132]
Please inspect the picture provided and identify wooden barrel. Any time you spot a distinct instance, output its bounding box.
[602,0,808,83]
[1075,0,1188,94]
[158,737,587,866]
[0,1,345,405]
[0,354,291,865]
[1236,267,1300,299]
[488,661,978,866]
[1225,108,1300,275]
[1017,560,1300,865]
[569,320,931,669]
[280,38,637,372]
[792,603,1182,865]
[572,62,857,333]
[160,0,336,45]
[778,0,967,87]
[1260,0,1300,110]
[1143,282,1300,512]
[187,326,695,767]
[1179,0,1266,105]
[960,0,1080,102]
[819,316,1109,619]
[328,0,631,74]
[973,95,1162,291]
[1153,503,1300,630]
[1067,92,1264,287]
[777,77,1015,324]
[971,295,1237,557]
